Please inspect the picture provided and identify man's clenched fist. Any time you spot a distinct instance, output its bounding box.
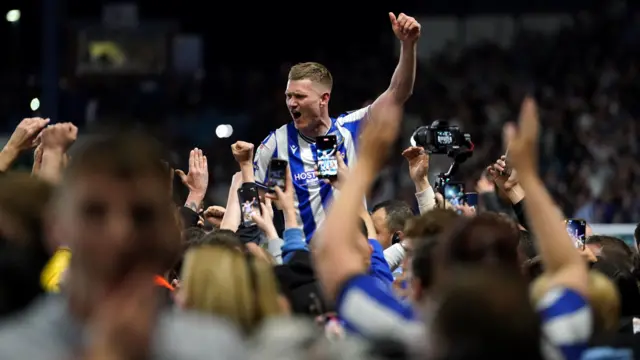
[231,141,254,165]
[41,123,78,151]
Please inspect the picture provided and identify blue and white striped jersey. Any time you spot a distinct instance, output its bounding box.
[538,287,592,360]
[253,107,369,243]
[336,274,422,340]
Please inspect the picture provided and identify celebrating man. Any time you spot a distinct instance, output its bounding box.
[254,13,421,242]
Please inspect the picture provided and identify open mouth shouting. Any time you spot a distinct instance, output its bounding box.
[290,109,302,120]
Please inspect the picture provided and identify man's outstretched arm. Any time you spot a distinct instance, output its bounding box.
[372,13,420,108]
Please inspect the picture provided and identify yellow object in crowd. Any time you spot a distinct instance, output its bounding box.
[40,247,71,293]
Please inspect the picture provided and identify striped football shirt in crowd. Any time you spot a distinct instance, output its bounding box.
[538,286,593,360]
[335,274,422,341]
[253,107,369,243]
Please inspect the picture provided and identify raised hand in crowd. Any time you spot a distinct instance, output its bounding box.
[40,122,77,151]
[317,152,348,189]
[507,97,589,295]
[487,155,516,189]
[203,205,226,228]
[231,141,255,183]
[176,148,209,212]
[267,166,299,229]
[434,192,454,210]
[487,155,525,205]
[475,172,495,194]
[456,203,476,217]
[0,117,50,172]
[389,12,421,44]
[38,122,78,183]
[402,146,430,192]
[7,117,50,151]
[252,197,278,240]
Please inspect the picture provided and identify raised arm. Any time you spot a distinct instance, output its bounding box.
[39,123,77,184]
[231,141,255,184]
[370,13,420,114]
[315,96,403,299]
[0,117,49,172]
[175,148,209,213]
[220,172,243,232]
[507,98,588,296]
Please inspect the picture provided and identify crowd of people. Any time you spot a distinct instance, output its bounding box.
[143,5,639,223]
[0,9,640,360]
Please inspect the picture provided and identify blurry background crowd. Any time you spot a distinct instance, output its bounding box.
[0,0,638,223]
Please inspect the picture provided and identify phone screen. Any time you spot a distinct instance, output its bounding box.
[566,219,587,249]
[267,159,288,192]
[238,185,261,227]
[465,192,478,207]
[444,183,465,207]
[316,135,338,179]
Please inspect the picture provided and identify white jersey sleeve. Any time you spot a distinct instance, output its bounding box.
[253,132,277,185]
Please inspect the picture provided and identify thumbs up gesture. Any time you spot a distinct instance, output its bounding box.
[389,13,421,44]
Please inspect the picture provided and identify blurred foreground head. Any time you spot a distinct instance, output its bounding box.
[430,266,542,360]
[47,132,180,315]
[437,213,521,274]
[0,172,53,317]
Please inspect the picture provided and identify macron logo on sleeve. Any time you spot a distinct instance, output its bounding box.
[290,145,298,153]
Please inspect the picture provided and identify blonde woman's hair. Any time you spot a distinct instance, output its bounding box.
[531,270,620,335]
[180,245,283,334]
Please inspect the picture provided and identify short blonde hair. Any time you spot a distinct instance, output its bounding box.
[288,62,333,90]
[180,245,283,335]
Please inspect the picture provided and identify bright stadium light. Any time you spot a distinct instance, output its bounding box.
[215,125,225,138]
[6,10,20,23]
[30,98,40,111]
[224,124,234,137]
[215,124,234,138]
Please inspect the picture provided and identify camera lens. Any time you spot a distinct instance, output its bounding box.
[410,126,429,148]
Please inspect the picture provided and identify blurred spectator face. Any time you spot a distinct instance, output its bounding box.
[51,171,179,289]
[371,208,392,248]
[371,200,414,249]
[285,79,328,131]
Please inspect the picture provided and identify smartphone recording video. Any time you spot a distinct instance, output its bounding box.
[566,218,587,249]
[267,159,288,193]
[465,192,478,208]
[316,135,338,179]
[238,185,261,227]
[444,183,465,207]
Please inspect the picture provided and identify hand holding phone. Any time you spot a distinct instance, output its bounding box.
[316,135,338,180]
[267,159,288,193]
[566,218,587,249]
[443,183,465,207]
[238,184,261,226]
